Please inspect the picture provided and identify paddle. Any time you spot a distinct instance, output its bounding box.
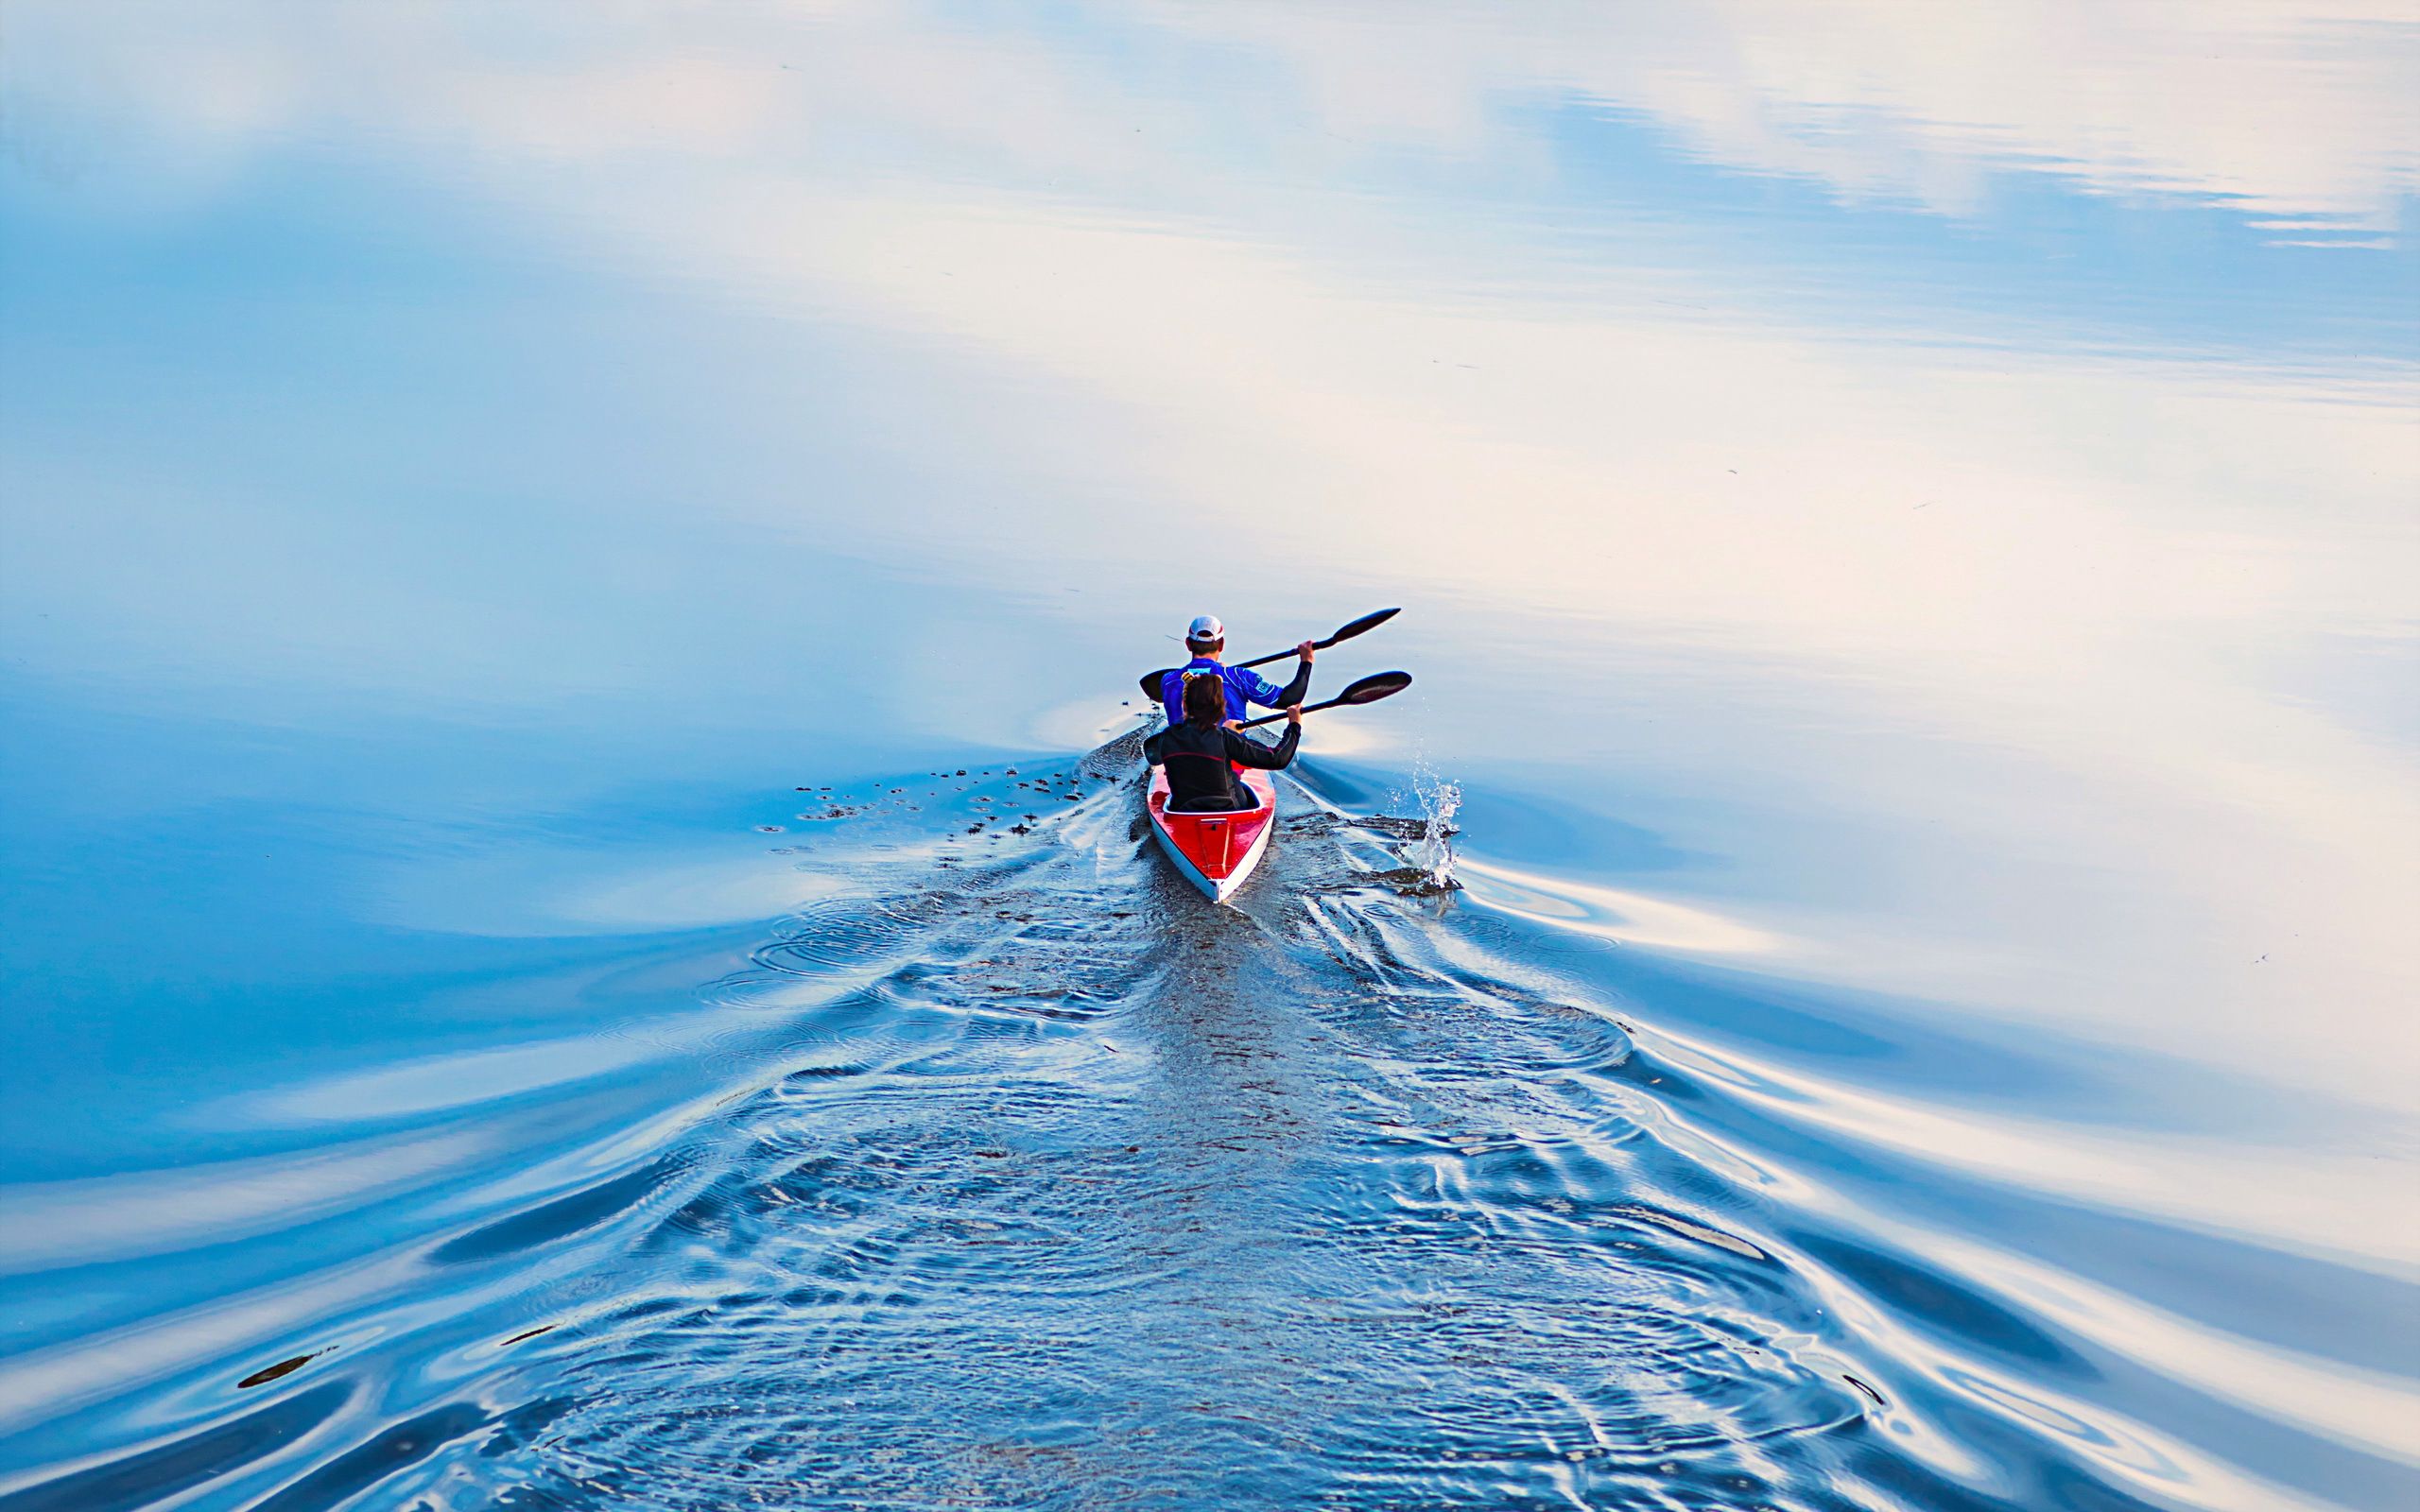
[1135,608,1402,698]
[1237,670,1411,728]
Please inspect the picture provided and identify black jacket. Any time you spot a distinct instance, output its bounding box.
[1270,660,1313,711]
[1143,720,1300,812]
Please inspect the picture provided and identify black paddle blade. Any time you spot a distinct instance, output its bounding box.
[1140,664,1233,699]
[1337,669,1412,703]
[1237,670,1412,728]
[1232,607,1405,671]
[1322,607,1400,647]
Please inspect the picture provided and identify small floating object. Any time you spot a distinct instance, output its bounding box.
[237,1350,325,1388]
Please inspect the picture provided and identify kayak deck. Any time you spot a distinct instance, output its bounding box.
[1146,766,1276,902]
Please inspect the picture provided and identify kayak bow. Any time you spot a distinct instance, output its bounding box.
[1146,766,1276,902]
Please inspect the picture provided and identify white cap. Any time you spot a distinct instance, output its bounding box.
[1186,614,1224,643]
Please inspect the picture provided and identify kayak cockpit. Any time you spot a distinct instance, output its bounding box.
[1146,766,1277,901]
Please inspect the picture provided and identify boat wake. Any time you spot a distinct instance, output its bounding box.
[0,743,2410,1512]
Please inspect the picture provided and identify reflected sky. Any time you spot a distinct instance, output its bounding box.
[4,7,2418,1508]
[9,1,2411,1101]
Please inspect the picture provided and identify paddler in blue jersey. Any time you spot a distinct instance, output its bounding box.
[1158,614,1315,729]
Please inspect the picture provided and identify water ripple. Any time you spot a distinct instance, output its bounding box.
[1,760,2406,1511]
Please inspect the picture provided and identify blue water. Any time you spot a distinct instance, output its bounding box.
[4,5,2416,1509]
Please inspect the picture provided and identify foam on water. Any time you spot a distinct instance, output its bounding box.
[1405,762,1464,893]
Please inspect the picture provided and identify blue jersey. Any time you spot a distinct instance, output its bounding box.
[1160,657,1287,727]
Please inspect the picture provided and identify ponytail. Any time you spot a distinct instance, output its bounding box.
[1182,671,1227,727]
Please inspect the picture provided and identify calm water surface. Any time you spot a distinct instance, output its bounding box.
[3,5,2415,1509]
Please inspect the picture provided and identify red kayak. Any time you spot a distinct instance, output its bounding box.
[1146,766,1276,902]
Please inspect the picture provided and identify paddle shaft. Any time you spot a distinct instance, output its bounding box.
[1233,606,1399,670]
[1137,608,1399,697]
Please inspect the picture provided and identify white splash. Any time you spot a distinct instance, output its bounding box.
[1406,762,1462,891]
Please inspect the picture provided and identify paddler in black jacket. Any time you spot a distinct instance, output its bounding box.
[1144,670,1302,812]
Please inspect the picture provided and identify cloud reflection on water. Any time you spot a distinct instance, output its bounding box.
[1150,0,2419,228]
[10,12,2420,1509]
[6,8,2414,1106]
